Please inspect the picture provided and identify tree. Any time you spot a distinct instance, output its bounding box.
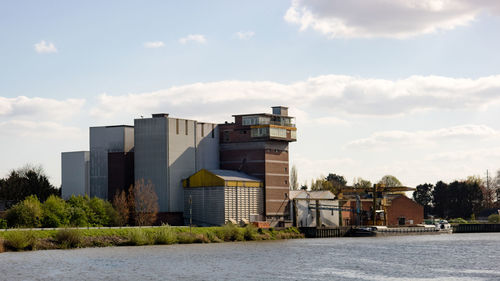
[289,165,298,190]
[113,190,130,226]
[413,183,433,218]
[432,181,449,218]
[6,195,43,228]
[0,164,59,207]
[326,173,347,195]
[353,178,372,190]
[378,175,402,188]
[41,195,70,227]
[130,179,159,226]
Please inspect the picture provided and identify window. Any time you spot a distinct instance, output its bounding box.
[176,119,179,134]
[291,130,297,139]
[201,124,204,136]
[251,127,268,137]
[242,116,258,126]
[270,127,287,138]
[223,130,230,142]
[185,120,188,135]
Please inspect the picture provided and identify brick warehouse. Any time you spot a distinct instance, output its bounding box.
[61,106,296,226]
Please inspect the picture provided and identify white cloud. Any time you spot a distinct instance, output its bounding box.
[0,96,85,120]
[284,0,500,39]
[179,34,206,44]
[0,120,84,139]
[89,74,500,121]
[34,40,58,53]
[143,41,165,48]
[235,31,255,40]
[346,124,499,149]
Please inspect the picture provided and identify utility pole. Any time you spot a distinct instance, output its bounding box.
[486,170,490,190]
[189,195,192,233]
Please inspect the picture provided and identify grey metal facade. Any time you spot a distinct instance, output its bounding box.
[61,151,90,199]
[184,186,263,226]
[134,115,219,212]
[89,125,134,199]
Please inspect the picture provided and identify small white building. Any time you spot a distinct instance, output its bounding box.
[289,190,340,227]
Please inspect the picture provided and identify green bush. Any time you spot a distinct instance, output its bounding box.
[66,195,118,227]
[217,223,244,241]
[177,232,208,244]
[126,228,151,246]
[41,195,70,227]
[68,206,89,227]
[449,218,468,224]
[67,195,93,226]
[243,224,258,241]
[6,195,43,228]
[488,214,500,223]
[4,231,37,251]
[154,225,177,245]
[56,228,82,248]
[0,218,7,229]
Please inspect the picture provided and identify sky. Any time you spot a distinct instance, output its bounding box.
[1,0,500,188]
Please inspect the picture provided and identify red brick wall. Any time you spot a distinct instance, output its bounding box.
[386,196,424,226]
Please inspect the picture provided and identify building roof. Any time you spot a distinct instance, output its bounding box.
[183,169,263,188]
[207,169,261,182]
[289,190,336,200]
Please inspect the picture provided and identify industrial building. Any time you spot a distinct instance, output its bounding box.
[289,190,340,227]
[89,125,134,199]
[219,106,296,224]
[183,169,263,226]
[134,114,219,223]
[339,186,424,227]
[61,151,89,199]
[61,106,294,226]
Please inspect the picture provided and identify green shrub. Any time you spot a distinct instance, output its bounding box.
[0,218,7,229]
[55,229,82,248]
[154,225,177,245]
[6,195,43,228]
[449,218,468,224]
[217,223,244,241]
[127,228,151,246]
[4,231,37,251]
[243,224,258,241]
[488,214,500,223]
[41,195,69,227]
[68,206,88,227]
[67,195,92,226]
[177,232,208,244]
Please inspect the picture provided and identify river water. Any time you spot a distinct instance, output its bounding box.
[1,233,499,280]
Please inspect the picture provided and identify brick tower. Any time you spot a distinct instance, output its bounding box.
[219,106,296,225]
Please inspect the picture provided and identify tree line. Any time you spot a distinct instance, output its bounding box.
[0,165,159,228]
[413,172,500,219]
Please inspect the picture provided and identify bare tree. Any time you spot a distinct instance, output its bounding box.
[131,179,159,226]
[112,190,129,226]
[290,165,298,190]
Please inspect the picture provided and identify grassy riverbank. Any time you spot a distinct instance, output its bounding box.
[0,225,303,252]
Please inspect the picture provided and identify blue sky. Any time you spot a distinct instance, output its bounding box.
[2,0,500,187]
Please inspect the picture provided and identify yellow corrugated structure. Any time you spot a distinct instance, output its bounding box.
[183,169,263,188]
